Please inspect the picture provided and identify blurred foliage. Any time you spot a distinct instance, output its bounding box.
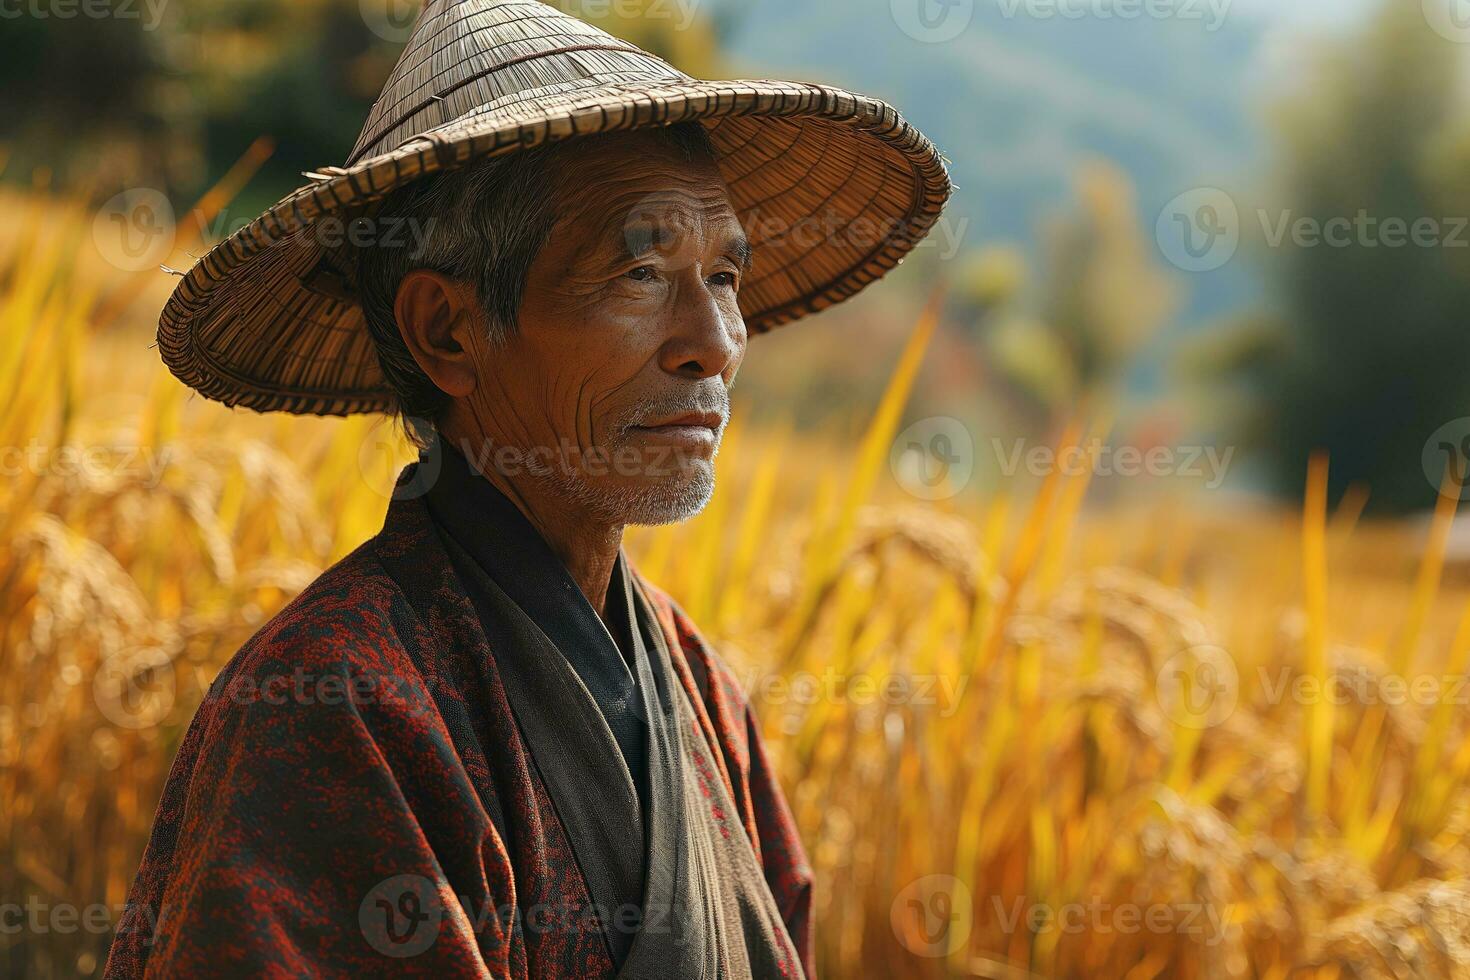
[8,3,1470,977]
[5,0,1468,506]
[950,163,1177,433]
[0,0,723,213]
[1202,1,1470,513]
[6,192,1470,978]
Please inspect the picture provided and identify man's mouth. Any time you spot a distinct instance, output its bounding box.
[634,411,723,432]
[625,411,724,453]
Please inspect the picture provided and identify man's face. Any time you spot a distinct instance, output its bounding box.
[461,130,749,526]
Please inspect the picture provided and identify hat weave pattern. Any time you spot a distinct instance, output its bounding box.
[158,0,953,416]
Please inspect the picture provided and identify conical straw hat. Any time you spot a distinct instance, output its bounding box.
[158,0,953,416]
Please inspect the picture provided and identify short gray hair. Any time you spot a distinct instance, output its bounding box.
[355,122,720,447]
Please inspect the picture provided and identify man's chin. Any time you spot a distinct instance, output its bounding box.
[551,464,716,527]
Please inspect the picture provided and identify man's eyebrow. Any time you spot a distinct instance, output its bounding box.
[620,222,662,260]
[725,234,754,272]
[614,225,754,271]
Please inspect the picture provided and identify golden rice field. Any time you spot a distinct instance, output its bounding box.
[5,189,1470,979]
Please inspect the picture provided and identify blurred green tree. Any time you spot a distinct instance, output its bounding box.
[0,0,722,212]
[1211,0,1470,512]
[956,161,1176,431]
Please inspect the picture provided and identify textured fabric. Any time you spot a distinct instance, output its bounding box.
[423,440,650,829]
[433,530,649,969]
[627,571,807,980]
[103,463,815,979]
[440,523,801,978]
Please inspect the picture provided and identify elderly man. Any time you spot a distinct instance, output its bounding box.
[107,1,948,977]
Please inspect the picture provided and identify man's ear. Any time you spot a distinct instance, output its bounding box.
[394,270,483,399]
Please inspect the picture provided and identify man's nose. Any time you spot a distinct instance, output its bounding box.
[658,282,743,381]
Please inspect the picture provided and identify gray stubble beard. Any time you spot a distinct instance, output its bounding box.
[542,440,719,527]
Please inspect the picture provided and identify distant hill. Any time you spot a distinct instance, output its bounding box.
[716,0,1282,326]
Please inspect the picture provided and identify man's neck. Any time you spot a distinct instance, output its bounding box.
[440,428,624,619]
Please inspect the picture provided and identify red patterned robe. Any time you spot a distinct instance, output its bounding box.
[103,469,813,978]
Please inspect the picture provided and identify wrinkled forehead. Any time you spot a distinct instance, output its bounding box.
[546,133,746,265]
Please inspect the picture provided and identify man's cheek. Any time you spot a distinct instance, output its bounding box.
[723,318,748,377]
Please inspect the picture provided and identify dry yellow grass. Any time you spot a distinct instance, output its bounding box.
[3,190,1469,979]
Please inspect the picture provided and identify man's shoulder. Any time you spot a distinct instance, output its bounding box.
[216,536,412,691]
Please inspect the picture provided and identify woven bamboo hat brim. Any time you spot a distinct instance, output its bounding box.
[158,0,952,416]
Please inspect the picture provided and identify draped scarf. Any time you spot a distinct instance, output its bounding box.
[427,436,804,978]
[104,455,813,979]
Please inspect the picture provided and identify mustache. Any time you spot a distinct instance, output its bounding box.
[619,383,731,431]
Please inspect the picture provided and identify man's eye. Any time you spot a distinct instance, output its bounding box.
[708,271,737,289]
[625,265,658,282]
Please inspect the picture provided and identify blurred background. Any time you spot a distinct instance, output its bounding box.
[6,0,1470,976]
